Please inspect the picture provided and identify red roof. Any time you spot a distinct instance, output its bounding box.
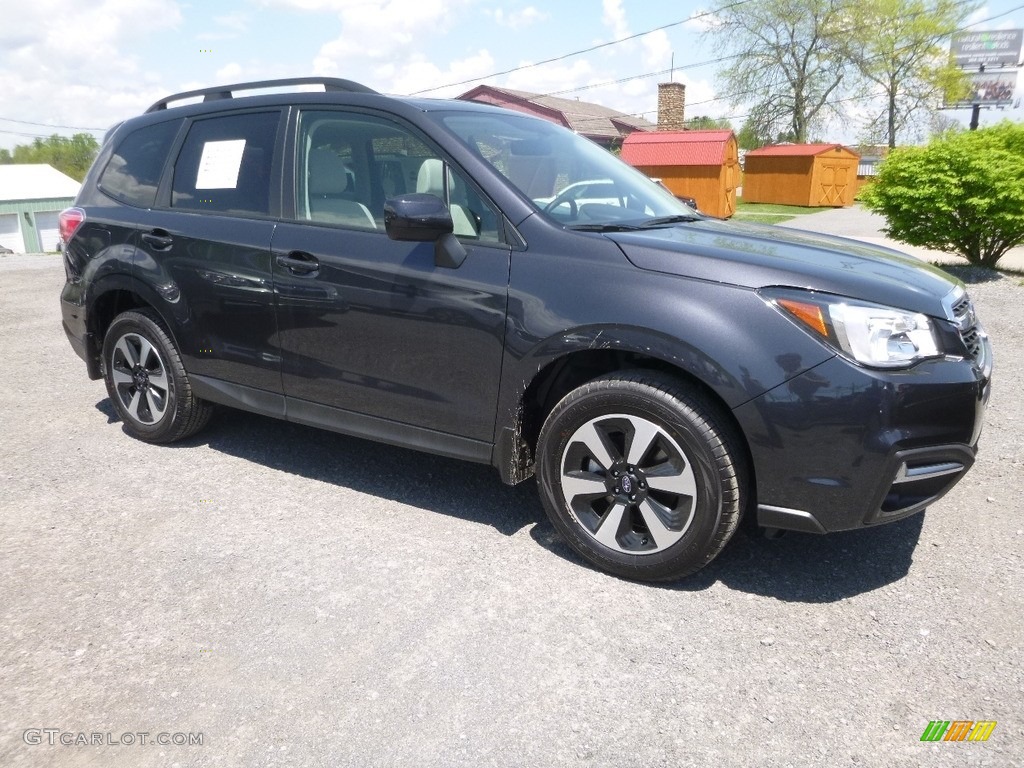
[620,130,734,167]
[745,143,853,157]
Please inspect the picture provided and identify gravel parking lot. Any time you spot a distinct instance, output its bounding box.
[1,252,1021,767]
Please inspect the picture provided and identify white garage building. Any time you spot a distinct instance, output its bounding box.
[0,165,80,253]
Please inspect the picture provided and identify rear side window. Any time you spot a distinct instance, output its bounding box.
[98,119,182,208]
[171,112,279,216]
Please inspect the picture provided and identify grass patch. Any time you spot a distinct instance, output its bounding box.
[731,201,826,225]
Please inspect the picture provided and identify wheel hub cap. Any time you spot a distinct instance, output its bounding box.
[607,463,648,504]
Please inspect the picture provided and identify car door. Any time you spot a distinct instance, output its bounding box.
[133,109,284,393]
[271,109,511,449]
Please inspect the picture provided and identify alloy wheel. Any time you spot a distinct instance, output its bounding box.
[559,414,698,555]
[109,332,170,425]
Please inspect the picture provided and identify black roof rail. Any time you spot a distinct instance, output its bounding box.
[145,77,377,113]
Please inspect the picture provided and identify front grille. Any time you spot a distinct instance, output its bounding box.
[950,295,971,318]
[950,292,984,364]
[960,326,982,360]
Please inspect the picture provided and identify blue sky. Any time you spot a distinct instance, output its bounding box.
[0,0,1021,151]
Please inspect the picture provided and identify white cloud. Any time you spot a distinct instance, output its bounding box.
[197,11,251,40]
[216,12,250,32]
[385,50,496,97]
[216,62,245,82]
[491,6,547,29]
[504,59,595,95]
[309,0,468,75]
[0,0,184,148]
[642,29,671,70]
[602,0,630,41]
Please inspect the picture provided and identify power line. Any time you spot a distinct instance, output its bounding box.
[407,1,755,96]
[530,0,990,107]
[524,1,1023,129]
[0,116,105,131]
[962,2,1024,28]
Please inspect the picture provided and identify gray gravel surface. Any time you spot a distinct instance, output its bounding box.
[1,254,1022,767]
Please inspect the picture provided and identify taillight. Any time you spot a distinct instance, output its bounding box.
[59,207,86,244]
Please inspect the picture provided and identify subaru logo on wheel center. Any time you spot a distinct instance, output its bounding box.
[620,475,633,494]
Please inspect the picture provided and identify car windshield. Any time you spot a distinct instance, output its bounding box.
[439,111,697,228]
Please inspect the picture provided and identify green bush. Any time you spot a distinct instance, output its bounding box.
[861,122,1024,268]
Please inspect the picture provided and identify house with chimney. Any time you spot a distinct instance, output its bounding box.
[457,85,654,149]
[620,82,739,218]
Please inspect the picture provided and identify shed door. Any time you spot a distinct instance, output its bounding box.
[723,163,739,217]
[0,213,25,253]
[818,164,849,206]
[34,211,61,252]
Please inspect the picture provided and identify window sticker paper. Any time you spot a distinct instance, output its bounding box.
[195,139,246,189]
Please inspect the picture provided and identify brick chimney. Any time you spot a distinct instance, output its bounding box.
[657,82,686,131]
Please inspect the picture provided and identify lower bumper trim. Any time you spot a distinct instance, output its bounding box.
[756,504,827,535]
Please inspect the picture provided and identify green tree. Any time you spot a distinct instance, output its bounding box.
[736,113,798,150]
[861,122,1024,267]
[706,0,848,143]
[686,116,734,131]
[843,0,976,148]
[0,133,100,181]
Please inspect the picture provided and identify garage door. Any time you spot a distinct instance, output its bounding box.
[35,211,61,252]
[0,213,25,253]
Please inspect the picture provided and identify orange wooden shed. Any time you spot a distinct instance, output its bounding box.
[742,144,860,207]
[620,130,739,219]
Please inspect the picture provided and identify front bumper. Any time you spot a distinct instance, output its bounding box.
[734,344,991,534]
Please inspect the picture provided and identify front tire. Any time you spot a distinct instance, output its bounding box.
[102,309,212,443]
[536,371,746,581]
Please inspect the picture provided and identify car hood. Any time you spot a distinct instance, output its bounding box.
[607,218,961,317]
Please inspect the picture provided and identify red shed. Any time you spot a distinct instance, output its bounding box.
[620,130,739,219]
[743,144,860,207]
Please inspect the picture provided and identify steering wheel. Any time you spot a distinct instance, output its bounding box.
[543,193,579,220]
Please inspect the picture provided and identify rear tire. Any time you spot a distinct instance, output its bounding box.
[536,371,746,581]
[102,309,212,443]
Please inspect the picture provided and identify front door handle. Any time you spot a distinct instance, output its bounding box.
[276,251,320,276]
[141,230,173,250]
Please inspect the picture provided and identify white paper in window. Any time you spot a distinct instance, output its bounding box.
[195,139,246,189]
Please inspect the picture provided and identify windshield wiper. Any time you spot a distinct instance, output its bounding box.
[567,223,643,232]
[636,214,701,227]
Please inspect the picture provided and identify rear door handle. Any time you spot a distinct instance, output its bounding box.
[276,251,320,275]
[141,230,173,250]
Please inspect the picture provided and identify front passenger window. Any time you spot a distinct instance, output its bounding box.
[297,111,503,244]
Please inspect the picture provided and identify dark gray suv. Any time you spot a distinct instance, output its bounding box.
[59,78,992,581]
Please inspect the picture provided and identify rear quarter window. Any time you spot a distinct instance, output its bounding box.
[98,119,182,208]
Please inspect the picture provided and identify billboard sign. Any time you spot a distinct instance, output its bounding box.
[945,70,1019,108]
[951,29,1023,69]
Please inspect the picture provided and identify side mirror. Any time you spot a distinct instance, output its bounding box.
[384,193,467,269]
[384,194,454,242]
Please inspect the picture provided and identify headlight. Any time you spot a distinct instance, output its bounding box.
[762,289,943,369]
